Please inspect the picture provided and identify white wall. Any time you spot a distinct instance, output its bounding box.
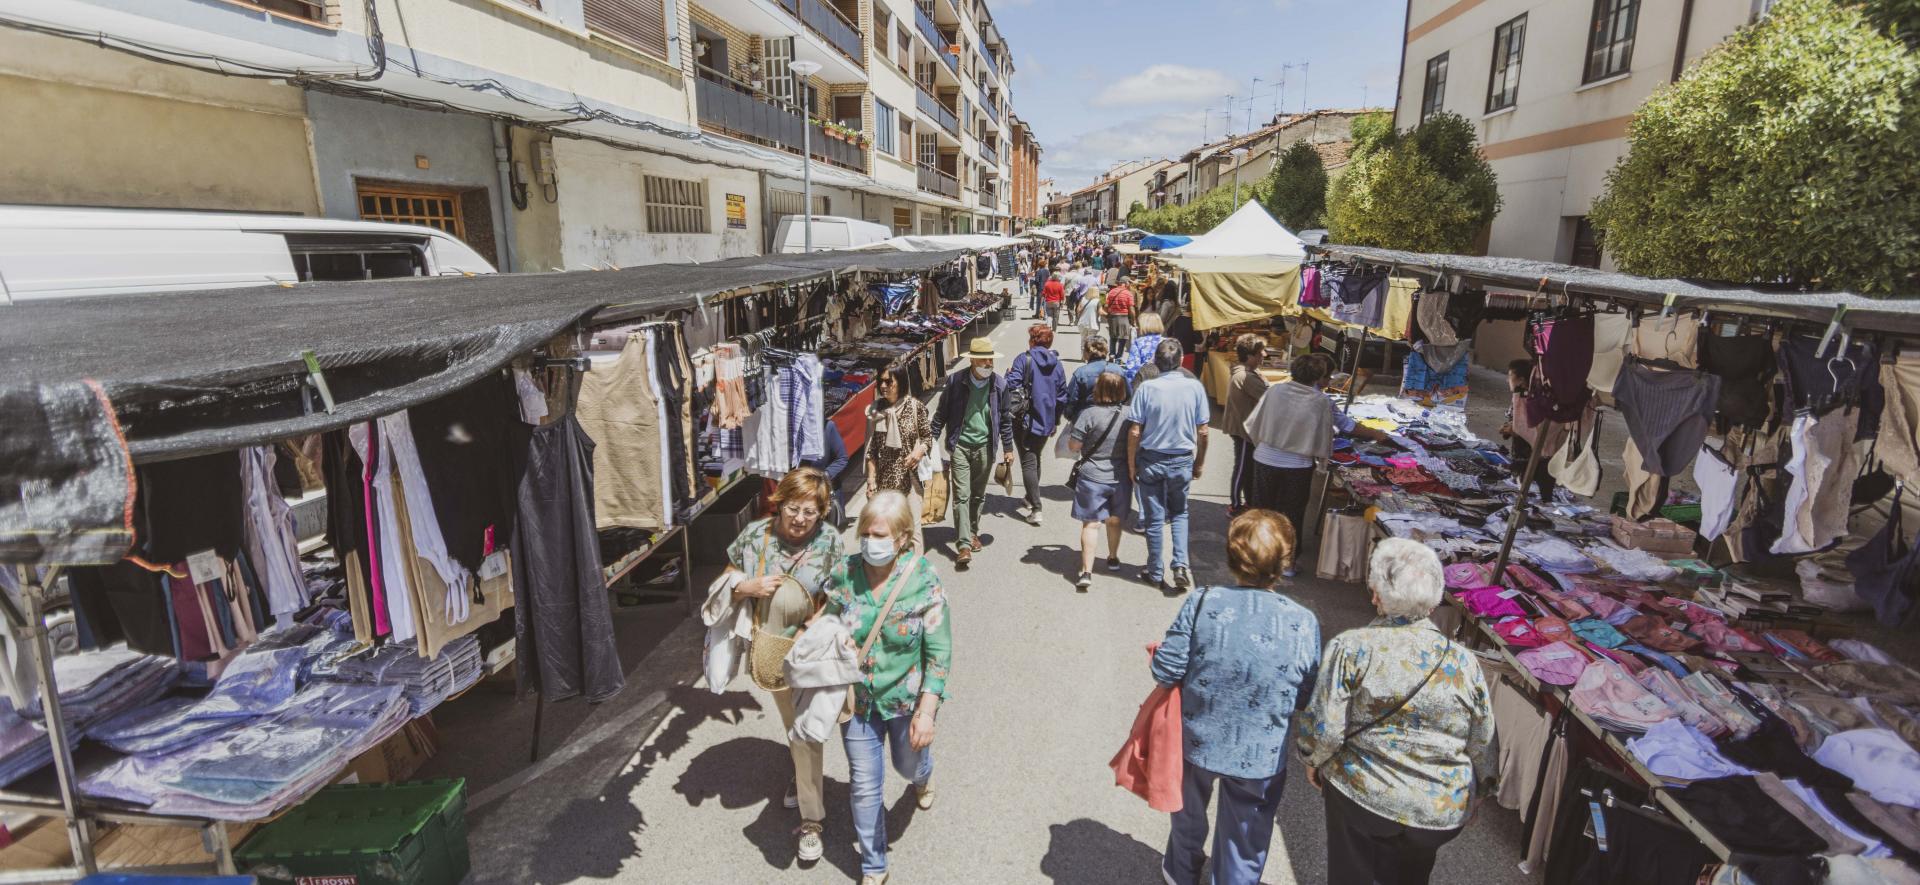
[555,138,761,266]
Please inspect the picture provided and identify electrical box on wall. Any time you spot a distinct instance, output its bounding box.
[533,142,556,185]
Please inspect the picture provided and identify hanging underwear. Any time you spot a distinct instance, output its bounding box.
[1848,484,1920,627]
[1773,408,1861,556]
[1693,444,1741,541]
[1524,312,1595,425]
[1700,332,1777,428]
[1612,360,1721,476]
[1588,312,1632,394]
[1444,290,1488,341]
[1778,335,1880,419]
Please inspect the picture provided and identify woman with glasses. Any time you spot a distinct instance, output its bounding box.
[863,367,932,549]
[723,466,843,864]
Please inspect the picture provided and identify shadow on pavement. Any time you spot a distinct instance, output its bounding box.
[1039,818,1168,885]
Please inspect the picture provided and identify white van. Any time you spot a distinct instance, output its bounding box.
[0,205,497,303]
[771,214,893,254]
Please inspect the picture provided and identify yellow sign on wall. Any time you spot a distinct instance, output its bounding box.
[725,193,747,229]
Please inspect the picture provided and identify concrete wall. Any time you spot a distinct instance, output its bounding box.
[0,29,318,214]
[508,126,567,272]
[554,137,761,266]
[304,90,506,263]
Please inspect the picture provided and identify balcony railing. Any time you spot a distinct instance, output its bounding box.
[776,0,863,66]
[916,86,959,136]
[981,139,997,165]
[915,6,944,58]
[696,67,865,173]
[918,165,960,198]
[980,50,999,81]
[978,187,995,208]
[980,90,999,124]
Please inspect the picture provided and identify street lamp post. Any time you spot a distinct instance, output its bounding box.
[789,58,824,253]
[1231,146,1250,209]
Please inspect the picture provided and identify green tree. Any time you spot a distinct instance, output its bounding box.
[1589,0,1920,293]
[1325,111,1500,253]
[1126,200,1148,227]
[1260,141,1329,230]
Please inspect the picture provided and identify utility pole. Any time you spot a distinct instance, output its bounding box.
[1223,94,1234,138]
[1300,62,1310,114]
[1248,77,1260,134]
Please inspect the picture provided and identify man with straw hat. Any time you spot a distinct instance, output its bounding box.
[932,338,1015,570]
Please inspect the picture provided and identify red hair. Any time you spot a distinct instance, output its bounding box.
[1028,324,1055,348]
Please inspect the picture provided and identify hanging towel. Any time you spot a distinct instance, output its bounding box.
[1110,683,1184,813]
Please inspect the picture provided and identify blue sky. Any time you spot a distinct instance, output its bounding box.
[992,0,1408,191]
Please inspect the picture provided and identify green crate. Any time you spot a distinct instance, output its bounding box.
[236,779,468,885]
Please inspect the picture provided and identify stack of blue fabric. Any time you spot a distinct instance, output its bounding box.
[0,648,177,787]
[89,647,304,756]
[324,635,483,717]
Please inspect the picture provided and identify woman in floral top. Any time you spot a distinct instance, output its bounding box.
[863,367,931,549]
[825,490,952,885]
[723,467,843,864]
[1295,538,1495,885]
[1121,311,1167,383]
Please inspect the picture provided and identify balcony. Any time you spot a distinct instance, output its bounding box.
[773,0,863,66]
[981,139,998,166]
[919,165,960,198]
[980,49,999,82]
[980,90,999,125]
[979,187,996,209]
[696,67,866,173]
[916,86,959,136]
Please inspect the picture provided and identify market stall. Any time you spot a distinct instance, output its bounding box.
[1289,242,1920,883]
[0,245,998,881]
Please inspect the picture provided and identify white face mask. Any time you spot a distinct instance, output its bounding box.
[861,536,898,567]
[972,365,993,380]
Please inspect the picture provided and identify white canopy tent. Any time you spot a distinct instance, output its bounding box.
[1155,201,1308,329]
[1159,201,1307,266]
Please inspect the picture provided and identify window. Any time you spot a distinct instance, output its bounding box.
[1421,52,1448,122]
[1486,14,1526,113]
[244,0,329,23]
[644,175,709,234]
[358,186,464,237]
[875,8,892,61]
[876,101,898,155]
[1583,0,1638,83]
[898,114,913,160]
[583,0,669,60]
[893,206,912,234]
[896,27,912,72]
[1568,217,1603,268]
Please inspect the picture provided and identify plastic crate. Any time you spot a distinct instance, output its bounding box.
[235,779,468,885]
[78,878,254,884]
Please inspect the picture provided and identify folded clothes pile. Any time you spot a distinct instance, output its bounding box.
[89,647,305,756]
[322,634,483,717]
[0,648,178,787]
[82,682,409,820]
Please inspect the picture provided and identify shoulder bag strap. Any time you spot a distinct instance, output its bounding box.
[857,553,919,661]
[1070,411,1124,478]
[1338,634,1453,746]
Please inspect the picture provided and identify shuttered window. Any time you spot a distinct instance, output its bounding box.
[644,175,709,234]
[584,0,669,61]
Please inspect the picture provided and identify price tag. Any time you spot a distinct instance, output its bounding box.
[1497,588,1523,599]
[186,550,223,586]
[479,550,509,581]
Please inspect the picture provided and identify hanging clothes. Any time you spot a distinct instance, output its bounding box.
[1415,289,1457,346]
[1779,335,1882,425]
[238,446,307,621]
[509,412,624,703]
[782,355,826,465]
[1630,312,1700,368]
[379,413,473,614]
[365,423,418,645]
[1878,351,1920,484]
[1700,332,1777,429]
[1773,407,1861,555]
[1849,486,1920,627]
[1612,361,1721,476]
[406,374,517,573]
[1524,312,1594,426]
[135,451,245,563]
[576,335,671,531]
[1587,313,1632,394]
[1694,445,1742,541]
[745,362,793,479]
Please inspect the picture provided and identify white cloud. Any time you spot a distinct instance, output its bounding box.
[1039,108,1214,190]
[1091,64,1237,108]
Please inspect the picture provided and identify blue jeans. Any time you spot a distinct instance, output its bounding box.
[1164,764,1288,885]
[1135,449,1194,580]
[843,712,933,876]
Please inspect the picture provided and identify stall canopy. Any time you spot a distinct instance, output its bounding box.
[855,234,1025,253]
[1137,234,1192,252]
[1022,228,1069,241]
[1160,201,1307,264]
[1154,203,1308,330]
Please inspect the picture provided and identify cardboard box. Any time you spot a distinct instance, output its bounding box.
[339,717,438,785]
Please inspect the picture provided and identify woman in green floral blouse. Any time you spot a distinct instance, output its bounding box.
[825,490,952,885]
[1295,538,1495,885]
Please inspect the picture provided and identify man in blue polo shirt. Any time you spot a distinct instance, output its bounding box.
[1126,338,1210,595]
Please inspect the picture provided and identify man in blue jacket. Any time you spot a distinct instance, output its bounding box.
[1005,324,1069,527]
[932,338,1016,569]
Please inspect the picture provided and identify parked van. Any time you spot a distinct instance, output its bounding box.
[770,214,892,253]
[0,205,496,303]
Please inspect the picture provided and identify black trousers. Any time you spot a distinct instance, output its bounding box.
[1014,427,1049,512]
[1248,461,1316,541]
[1508,437,1559,499]
[1324,783,1461,885]
[1229,437,1251,510]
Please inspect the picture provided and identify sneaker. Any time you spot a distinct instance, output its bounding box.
[1075,572,1093,592]
[796,822,823,863]
[1172,566,1192,590]
[916,780,936,811]
[1104,558,1122,573]
[955,544,972,570]
[1137,568,1162,586]
[1027,510,1043,527]
[861,874,890,885]
[1282,567,1298,579]
[783,785,798,810]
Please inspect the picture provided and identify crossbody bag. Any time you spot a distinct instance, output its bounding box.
[1331,633,1454,756]
[1069,410,1123,489]
[841,553,920,723]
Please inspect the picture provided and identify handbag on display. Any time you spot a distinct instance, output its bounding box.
[1547,413,1602,497]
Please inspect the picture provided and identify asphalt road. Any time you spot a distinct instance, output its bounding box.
[462,286,1537,885]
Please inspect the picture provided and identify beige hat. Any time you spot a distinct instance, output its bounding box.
[966,338,1003,360]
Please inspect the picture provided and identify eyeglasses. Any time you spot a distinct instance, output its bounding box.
[781,504,821,520]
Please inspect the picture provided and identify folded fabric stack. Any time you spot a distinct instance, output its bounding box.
[0,648,179,787]
[89,647,305,756]
[323,634,483,717]
[0,703,79,787]
[81,682,409,820]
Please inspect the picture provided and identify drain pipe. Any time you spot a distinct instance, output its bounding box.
[491,120,519,273]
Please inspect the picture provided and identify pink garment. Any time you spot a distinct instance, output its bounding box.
[1517,641,1592,686]
[1494,617,1551,649]
[1386,455,1420,469]
[1456,586,1528,619]
[1587,643,1645,673]
[1570,658,1674,731]
[1534,617,1573,645]
[1694,619,1764,654]
[1111,684,1184,813]
[1446,562,1495,590]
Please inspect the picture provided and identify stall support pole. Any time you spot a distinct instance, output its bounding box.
[1307,328,1369,548]
[529,695,545,763]
[18,568,96,875]
[1491,420,1552,585]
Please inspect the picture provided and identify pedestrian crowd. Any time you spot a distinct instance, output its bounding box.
[703,230,1497,885]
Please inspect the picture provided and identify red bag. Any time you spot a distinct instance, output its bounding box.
[1109,683,1184,813]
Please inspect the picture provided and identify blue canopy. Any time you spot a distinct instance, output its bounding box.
[1138,234,1193,252]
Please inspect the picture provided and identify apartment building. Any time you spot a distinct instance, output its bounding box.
[1063,159,1169,228]
[1394,0,1756,265]
[1148,109,1370,209]
[1008,115,1042,229]
[0,0,1032,270]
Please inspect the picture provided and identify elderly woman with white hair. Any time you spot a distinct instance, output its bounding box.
[1294,539,1496,885]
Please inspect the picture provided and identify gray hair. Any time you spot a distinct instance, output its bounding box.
[1152,338,1184,372]
[858,490,918,551]
[1367,538,1445,618]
